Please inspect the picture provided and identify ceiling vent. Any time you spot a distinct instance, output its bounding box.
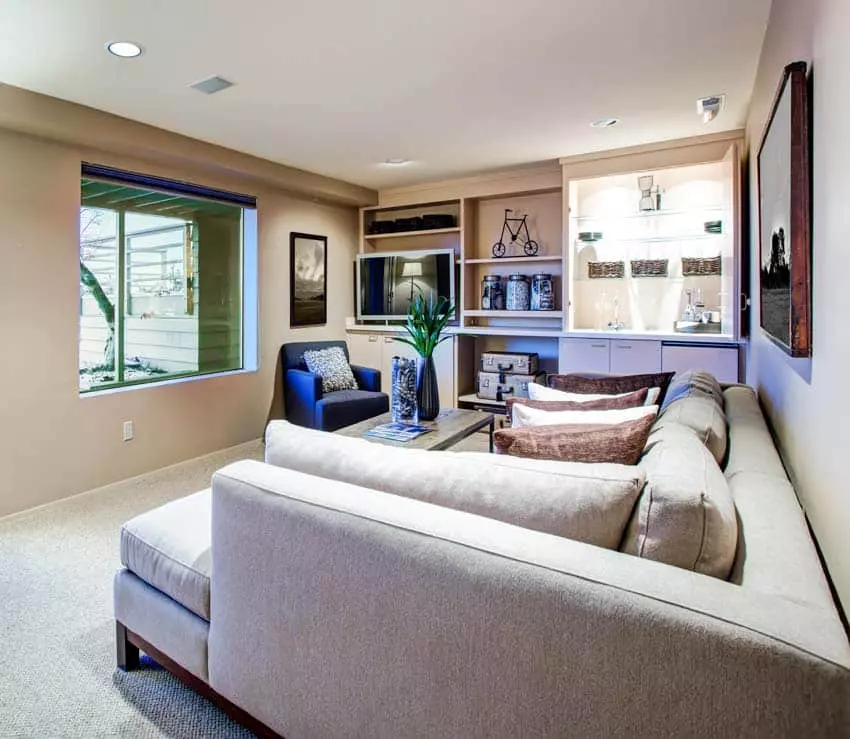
[697,94,725,124]
[189,76,235,95]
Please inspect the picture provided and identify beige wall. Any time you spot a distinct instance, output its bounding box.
[0,125,363,518]
[745,0,850,610]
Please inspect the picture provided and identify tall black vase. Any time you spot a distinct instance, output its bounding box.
[416,356,439,421]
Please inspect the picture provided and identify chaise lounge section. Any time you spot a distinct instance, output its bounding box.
[113,378,850,738]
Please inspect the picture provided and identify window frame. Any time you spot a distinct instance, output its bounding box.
[79,164,259,395]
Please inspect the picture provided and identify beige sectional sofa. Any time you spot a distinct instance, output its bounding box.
[113,377,850,738]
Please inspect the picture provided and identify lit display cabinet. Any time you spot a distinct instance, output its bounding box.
[565,141,741,340]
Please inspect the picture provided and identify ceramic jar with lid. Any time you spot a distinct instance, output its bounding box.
[506,274,530,311]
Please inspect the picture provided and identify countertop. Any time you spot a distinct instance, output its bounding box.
[345,321,742,345]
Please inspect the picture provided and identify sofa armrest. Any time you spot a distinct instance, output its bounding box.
[350,364,381,392]
[209,461,850,738]
[284,369,322,428]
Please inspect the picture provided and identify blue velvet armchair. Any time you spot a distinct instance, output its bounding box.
[281,341,389,431]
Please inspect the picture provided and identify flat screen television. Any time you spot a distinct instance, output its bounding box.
[356,249,455,321]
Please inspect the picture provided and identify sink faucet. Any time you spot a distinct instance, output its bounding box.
[608,296,625,330]
[683,290,695,321]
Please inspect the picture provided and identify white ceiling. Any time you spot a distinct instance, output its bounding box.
[0,0,771,190]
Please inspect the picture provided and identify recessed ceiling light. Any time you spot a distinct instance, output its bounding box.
[106,41,143,58]
[590,118,619,129]
[382,158,412,166]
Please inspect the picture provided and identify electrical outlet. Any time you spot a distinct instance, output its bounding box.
[122,421,134,442]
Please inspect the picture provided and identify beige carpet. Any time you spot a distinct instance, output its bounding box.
[0,429,489,738]
[0,440,264,739]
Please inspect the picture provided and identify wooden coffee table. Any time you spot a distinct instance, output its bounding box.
[336,408,495,452]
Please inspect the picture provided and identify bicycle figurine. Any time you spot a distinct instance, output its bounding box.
[492,209,539,258]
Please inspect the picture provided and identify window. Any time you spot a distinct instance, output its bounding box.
[79,164,257,393]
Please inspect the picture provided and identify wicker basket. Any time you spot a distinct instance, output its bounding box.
[630,259,668,278]
[587,261,625,279]
[682,256,722,276]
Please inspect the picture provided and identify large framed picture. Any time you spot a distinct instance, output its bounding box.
[290,232,327,327]
[757,61,812,357]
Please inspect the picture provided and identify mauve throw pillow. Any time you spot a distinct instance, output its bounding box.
[494,414,656,465]
[507,388,649,420]
[548,371,676,406]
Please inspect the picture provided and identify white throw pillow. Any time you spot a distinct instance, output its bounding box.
[511,403,658,430]
[528,383,661,406]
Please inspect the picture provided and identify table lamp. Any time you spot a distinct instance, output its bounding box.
[401,262,423,302]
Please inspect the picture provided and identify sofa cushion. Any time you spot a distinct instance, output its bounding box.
[722,386,837,610]
[120,489,212,621]
[265,420,646,550]
[660,369,725,413]
[548,372,676,406]
[494,414,655,465]
[315,389,389,432]
[656,395,727,465]
[621,422,738,579]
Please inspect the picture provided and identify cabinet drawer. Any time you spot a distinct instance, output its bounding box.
[558,338,611,374]
[609,340,661,375]
[661,344,740,383]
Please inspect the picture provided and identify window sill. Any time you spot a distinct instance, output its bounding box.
[79,367,258,398]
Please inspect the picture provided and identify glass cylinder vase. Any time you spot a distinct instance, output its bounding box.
[391,356,418,423]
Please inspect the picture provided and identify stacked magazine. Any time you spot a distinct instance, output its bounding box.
[364,422,432,443]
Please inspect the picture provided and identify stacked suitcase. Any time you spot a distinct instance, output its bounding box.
[477,352,544,402]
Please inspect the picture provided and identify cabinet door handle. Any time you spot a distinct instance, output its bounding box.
[591,344,607,349]
[384,337,394,343]
[618,345,632,350]
[368,335,378,343]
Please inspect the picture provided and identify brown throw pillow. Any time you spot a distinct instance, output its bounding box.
[494,414,655,465]
[506,387,649,420]
[548,372,676,406]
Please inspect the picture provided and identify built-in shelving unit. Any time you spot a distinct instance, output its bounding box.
[349,132,746,403]
[464,310,564,319]
[464,255,562,265]
[364,226,461,241]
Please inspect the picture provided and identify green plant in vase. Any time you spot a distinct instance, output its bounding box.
[394,293,456,421]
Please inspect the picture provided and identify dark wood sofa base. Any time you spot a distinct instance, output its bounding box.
[116,621,283,739]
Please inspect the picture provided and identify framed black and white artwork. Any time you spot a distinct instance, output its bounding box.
[757,61,811,357]
[290,232,327,327]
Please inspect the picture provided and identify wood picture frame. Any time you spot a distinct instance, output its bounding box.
[289,232,328,327]
[757,61,812,357]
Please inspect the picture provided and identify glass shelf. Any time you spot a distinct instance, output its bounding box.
[575,233,722,246]
[572,207,724,223]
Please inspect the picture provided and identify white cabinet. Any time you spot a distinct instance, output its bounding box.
[560,336,739,380]
[348,331,455,408]
[609,340,662,375]
[347,331,382,372]
[558,338,611,374]
[559,337,662,375]
[661,344,740,383]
